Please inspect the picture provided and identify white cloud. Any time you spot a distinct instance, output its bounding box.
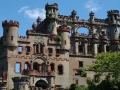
[85,0,101,12]
[18,6,46,20]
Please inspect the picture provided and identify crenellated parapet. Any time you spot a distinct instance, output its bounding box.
[17,36,30,42]
[26,30,36,35]
[45,3,58,10]
[2,20,19,27]
[107,10,119,15]
[57,25,70,33]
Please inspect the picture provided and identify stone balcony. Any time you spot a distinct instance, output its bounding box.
[23,69,55,76]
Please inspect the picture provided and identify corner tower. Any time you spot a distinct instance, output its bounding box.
[57,25,70,54]
[2,20,19,47]
[45,3,58,19]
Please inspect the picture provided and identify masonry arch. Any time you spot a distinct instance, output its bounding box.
[31,56,47,63]
[35,80,49,89]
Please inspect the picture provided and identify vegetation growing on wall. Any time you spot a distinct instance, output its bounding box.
[54,35,62,41]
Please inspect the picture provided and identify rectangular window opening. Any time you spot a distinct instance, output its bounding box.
[48,48,52,53]
[26,46,30,52]
[11,36,13,41]
[15,62,21,73]
[79,61,83,67]
[18,46,22,52]
[56,49,60,54]
[40,45,43,53]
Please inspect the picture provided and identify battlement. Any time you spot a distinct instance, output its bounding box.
[2,20,19,27]
[17,36,29,42]
[45,3,58,10]
[57,25,70,32]
[107,10,119,15]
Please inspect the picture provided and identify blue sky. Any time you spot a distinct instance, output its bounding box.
[0,0,120,37]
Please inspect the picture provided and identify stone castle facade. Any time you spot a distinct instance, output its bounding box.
[0,3,120,90]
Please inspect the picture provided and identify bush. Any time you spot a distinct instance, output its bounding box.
[54,35,62,41]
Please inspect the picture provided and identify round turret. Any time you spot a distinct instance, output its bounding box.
[107,10,119,23]
[2,20,19,46]
[36,16,42,25]
[57,25,70,50]
[32,23,37,30]
[71,10,77,20]
[57,25,70,33]
[89,11,94,23]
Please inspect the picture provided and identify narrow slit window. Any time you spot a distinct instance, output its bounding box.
[50,63,54,71]
[11,36,13,41]
[15,62,21,73]
[58,64,63,74]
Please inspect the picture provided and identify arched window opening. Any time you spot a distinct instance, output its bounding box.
[25,62,29,70]
[33,62,39,71]
[77,27,89,35]
[40,45,43,53]
[58,64,63,74]
[50,63,54,71]
[42,63,46,72]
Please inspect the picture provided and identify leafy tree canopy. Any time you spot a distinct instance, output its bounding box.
[89,51,120,81]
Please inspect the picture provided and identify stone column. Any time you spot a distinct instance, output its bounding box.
[34,44,36,54]
[39,65,42,72]
[72,41,78,55]
[93,44,98,55]
[30,63,33,70]
[83,38,88,55]
[92,34,98,56]
[102,44,106,52]
[47,65,51,72]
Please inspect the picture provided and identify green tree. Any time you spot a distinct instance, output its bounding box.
[89,51,120,80]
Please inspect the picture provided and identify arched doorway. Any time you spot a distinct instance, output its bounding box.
[35,80,49,89]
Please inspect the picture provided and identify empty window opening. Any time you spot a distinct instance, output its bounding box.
[33,62,38,71]
[101,31,105,35]
[50,63,54,71]
[18,46,22,52]
[88,45,92,53]
[36,45,38,53]
[77,27,89,35]
[94,75,100,83]
[79,61,83,67]
[64,40,66,45]
[106,46,110,52]
[25,62,29,70]
[58,64,63,74]
[26,46,30,52]
[56,49,60,54]
[11,36,13,41]
[79,45,83,53]
[48,48,52,53]
[42,63,46,72]
[15,62,21,73]
[40,45,43,53]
